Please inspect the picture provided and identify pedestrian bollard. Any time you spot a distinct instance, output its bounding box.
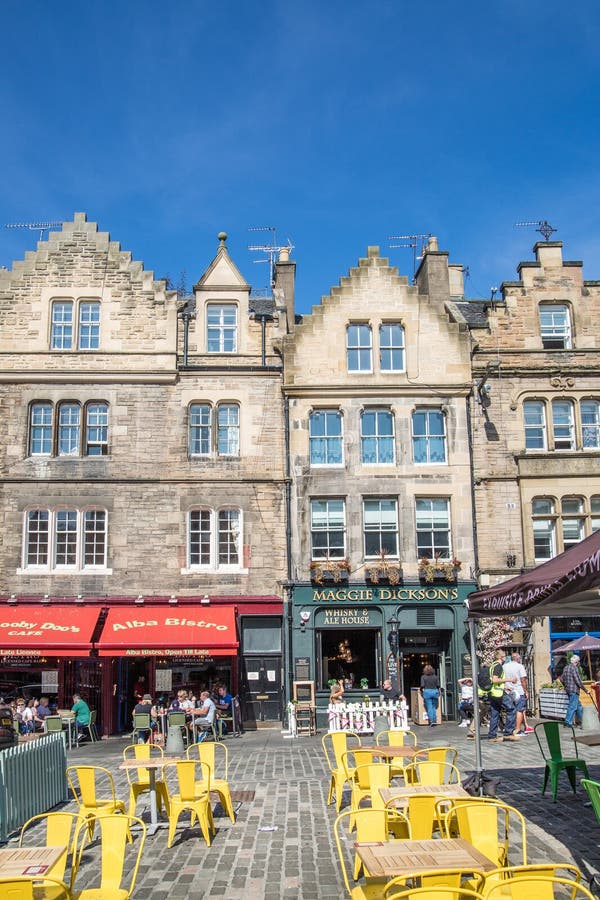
[166,723,185,755]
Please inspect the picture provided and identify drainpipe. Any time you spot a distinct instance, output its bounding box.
[261,315,267,367]
[284,394,294,703]
[182,310,191,368]
[466,391,484,787]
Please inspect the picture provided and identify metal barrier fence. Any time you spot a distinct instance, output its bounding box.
[0,733,68,843]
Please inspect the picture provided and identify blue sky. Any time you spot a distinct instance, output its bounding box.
[2,1,599,312]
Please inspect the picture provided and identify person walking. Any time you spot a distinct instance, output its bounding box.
[561,654,584,728]
[503,651,533,734]
[487,648,521,743]
[420,664,440,727]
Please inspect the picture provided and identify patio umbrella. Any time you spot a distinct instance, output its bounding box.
[551,632,600,681]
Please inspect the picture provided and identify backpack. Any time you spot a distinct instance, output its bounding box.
[477,665,493,698]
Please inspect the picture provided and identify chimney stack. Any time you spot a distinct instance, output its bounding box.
[273,247,296,333]
[415,235,450,301]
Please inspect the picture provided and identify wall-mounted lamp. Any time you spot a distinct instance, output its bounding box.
[169,594,178,605]
[8,594,17,604]
[75,594,84,603]
[42,594,50,604]
[135,594,144,605]
[201,594,210,605]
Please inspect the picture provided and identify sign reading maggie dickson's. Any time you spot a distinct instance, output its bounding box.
[310,585,461,603]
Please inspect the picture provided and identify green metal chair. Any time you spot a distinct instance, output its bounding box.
[582,779,600,826]
[534,722,589,802]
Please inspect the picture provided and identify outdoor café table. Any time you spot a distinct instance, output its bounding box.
[0,845,65,877]
[380,784,470,804]
[57,711,76,750]
[354,838,496,879]
[119,755,182,836]
[359,745,423,760]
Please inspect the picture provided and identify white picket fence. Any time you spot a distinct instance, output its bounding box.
[327,700,408,733]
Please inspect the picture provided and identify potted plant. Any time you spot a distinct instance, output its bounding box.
[418,553,462,583]
[359,678,369,690]
[310,557,351,585]
[538,680,568,719]
[365,549,402,585]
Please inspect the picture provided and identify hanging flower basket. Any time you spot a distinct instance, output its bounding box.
[365,551,402,585]
[310,558,351,585]
[418,554,461,583]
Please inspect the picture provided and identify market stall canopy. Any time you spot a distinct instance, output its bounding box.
[96,605,239,657]
[467,530,600,618]
[0,605,101,658]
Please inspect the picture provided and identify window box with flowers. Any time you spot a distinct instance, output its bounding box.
[365,551,402,585]
[418,554,462,583]
[310,557,351,585]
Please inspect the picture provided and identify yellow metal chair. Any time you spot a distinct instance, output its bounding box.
[122,743,169,818]
[341,752,391,830]
[402,759,461,786]
[383,870,486,897]
[481,864,583,899]
[0,876,72,899]
[186,740,235,822]
[414,745,459,767]
[334,808,408,899]
[484,875,594,899]
[66,766,127,838]
[384,887,485,900]
[385,793,447,840]
[440,798,527,869]
[322,730,362,811]
[165,760,215,848]
[71,813,146,899]
[19,811,89,892]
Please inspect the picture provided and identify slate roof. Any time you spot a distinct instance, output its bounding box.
[452,299,491,327]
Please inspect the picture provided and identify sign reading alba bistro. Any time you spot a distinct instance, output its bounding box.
[312,586,460,602]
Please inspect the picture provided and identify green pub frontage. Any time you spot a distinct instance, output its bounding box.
[289,580,474,727]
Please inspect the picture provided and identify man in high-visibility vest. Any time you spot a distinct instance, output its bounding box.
[488,648,521,743]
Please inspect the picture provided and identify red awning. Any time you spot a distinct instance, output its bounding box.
[0,605,100,657]
[96,605,239,657]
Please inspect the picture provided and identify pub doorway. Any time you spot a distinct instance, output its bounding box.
[400,629,453,720]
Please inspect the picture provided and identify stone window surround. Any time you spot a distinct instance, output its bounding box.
[18,507,110,573]
[49,297,101,351]
[28,399,109,458]
[183,506,247,573]
[523,396,600,452]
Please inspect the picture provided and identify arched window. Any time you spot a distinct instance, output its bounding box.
[539,303,571,349]
[29,403,53,455]
[412,409,447,464]
[57,403,81,456]
[310,410,343,466]
[360,409,394,465]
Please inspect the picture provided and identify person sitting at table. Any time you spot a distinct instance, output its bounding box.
[330,681,345,704]
[191,690,216,742]
[71,693,91,743]
[34,696,52,731]
[177,690,195,711]
[215,685,233,734]
[15,698,34,735]
[133,693,157,742]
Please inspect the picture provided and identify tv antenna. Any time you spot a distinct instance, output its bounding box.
[5,221,63,241]
[388,233,432,282]
[248,226,294,289]
[514,220,557,242]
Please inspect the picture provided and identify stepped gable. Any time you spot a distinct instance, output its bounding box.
[0,212,170,295]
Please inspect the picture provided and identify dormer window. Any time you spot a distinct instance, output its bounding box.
[539,304,571,349]
[207,303,237,353]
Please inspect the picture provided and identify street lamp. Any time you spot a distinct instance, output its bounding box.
[387,611,403,696]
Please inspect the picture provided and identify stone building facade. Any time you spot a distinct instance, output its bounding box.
[283,241,478,722]
[0,215,288,731]
[457,240,600,695]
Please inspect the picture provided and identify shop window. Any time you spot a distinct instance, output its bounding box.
[412,409,447,464]
[311,499,346,559]
[318,629,379,690]
[23,508,107,571]
[28,400,109,458]
[188,402,240,457]
[524,400,547,450]
[360,409,394,465]
[310,410,343,466]
[346,324,372,373]
[379,323,405,372]
[539,303,571,349]
[363,498,398,558]
[207,303,237,353]
[188,507,242,569]
[415,498,451,560]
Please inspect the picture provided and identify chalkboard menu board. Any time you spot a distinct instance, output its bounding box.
[295,657,310,680]
[293,681,315,704]
[386,652,398,681]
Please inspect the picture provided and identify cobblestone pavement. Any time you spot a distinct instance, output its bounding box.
[16,721,600,898]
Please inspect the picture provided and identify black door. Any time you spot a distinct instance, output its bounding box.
[240,656,282,724]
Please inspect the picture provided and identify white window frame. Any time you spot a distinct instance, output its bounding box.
[415,498,451,560]
[523,400,547,451]
[551,399,576,451]
[539,303,571,350]
[78,301,101,350]
[29,403,53,456]
[363,498,399,559]
[309,410,344,467]
[360,409,395,465]
[379,322,405,372]
[412,409,447,465]
[561,497,586,551]
[532,497,557,562]
[85,403,109,456]
[187,507,243,571]
[310,499,346,560]
[346,324,372,373]
[21,508,108,572]
[207,303,238,353]
[189,403,212,456]
[50,301,73,350]
[217,404,240,457]
[581,400,600,450]
[58,403,81,456]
